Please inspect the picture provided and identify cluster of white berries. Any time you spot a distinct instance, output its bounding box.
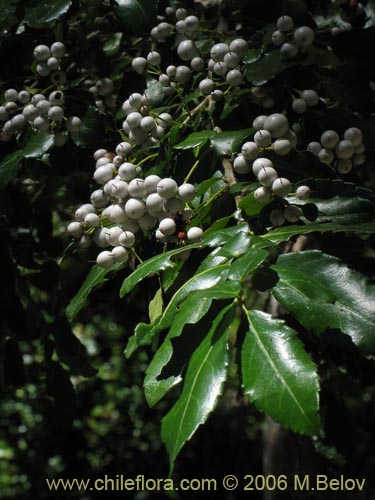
[307,127,365,173]
[84,77,116,112]
[132,6,247,98]
[231,112,311,226]
[272,16,315,59]
[121,92,173,148]
[67,148,203,268]
[0,88,81,144]
[292,89,320,114]
[33,42,67,80]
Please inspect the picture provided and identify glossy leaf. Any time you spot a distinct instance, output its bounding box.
[103,32,123,56]
[228,248,269,282]
[263,220,375,244]
[114,0,157,33]
[244,50,298,86]
[239,191,268,217]
[125,264,230,357]
[242,310,320,435]
[272,251,375,354]
[144,296,213,406]
[174,130,215,150]
[162,304,234,471]
[0,132,54,190]
[24,0,72,26]
[120,224,250,298]
[66,263,122,322]
[299,196,374,225]
[210,128,254,156]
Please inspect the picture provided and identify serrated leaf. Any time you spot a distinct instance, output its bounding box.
[303,196,374,225]
[162,304,234,472]
[242,310,320,435]
[174,130,215,150]
[125,264,230,357]
[0,131,54,190]
[210,128,254,156]
[144,296,213,406]
[66,263,122,322]
[149,288,163,323]
[24,0,72,27]
[272,251,375,354]
[263,221,375,244]
[114,0,157,34]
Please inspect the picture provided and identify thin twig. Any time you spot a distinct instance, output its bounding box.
[182,95,212,125]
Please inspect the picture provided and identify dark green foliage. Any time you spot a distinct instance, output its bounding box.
[1,0,375,497]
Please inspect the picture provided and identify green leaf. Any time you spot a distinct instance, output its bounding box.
[210,128,254,156]
[114,0,157,34]
[24,0,72,27]
[66,263,122,322]
[242,310,320,435]
[145,77,165,107]
[125,264,230,357]
[0,131,54,190]
[71,106,106,148]
[162,304,234,471]
[149,288,163,323]
[244,50,298,86]
[174,130,215,150]
[144,295,213,406]
[120,224,250,298]
[23,131,55,158]
[263,221,375,244]
[103,32,123,56]
[239,191,268,217]
[298,196,374,225]
[228,248,269,281]
[272,251,375,354]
